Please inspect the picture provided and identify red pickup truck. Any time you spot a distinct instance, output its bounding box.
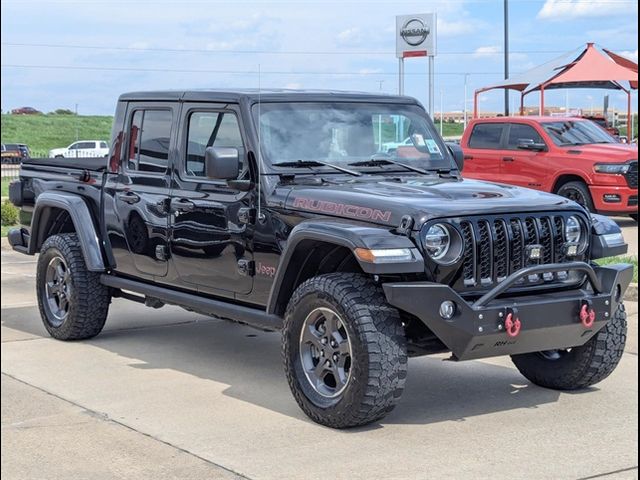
[461,117,638,221]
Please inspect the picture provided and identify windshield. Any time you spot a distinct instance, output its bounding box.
[253,102,454,171]
[541,120,617,146]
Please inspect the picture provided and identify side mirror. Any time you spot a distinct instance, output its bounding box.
[517,139,547,152]
[205,147,239,180]
[446,142,464,171]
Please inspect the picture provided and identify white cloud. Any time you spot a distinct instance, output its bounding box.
[473,46,501,58]
[537,0,636,20]
[336,28,365,46]
[473,45,528,62]
[128,42,150,50]
[619,49,638,61]
[438,18,480,37]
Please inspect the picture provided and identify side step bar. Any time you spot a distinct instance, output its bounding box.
[100,275,283,331]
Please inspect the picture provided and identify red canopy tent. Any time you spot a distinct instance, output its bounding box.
[473,43,638,131]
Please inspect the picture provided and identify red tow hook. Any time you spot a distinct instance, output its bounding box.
[505,312,522,338]
[580,303,596,328]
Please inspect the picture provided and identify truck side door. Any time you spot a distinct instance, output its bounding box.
[461,122,506,182]
[102,102,175,279]
[500,123,548,190]
[169,103,253,296]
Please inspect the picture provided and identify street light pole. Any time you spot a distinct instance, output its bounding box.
[504,0,510,116]
[463,73,469,129]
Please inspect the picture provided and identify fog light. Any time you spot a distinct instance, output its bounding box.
[439,301,456,320]
[565,244,579,257]
[527,245,543,261]
[603,194,621,203]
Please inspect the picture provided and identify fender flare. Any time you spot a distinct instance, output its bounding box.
[29,192,106,271]
[266,220,423,315]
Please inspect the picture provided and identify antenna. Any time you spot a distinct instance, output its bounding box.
[257,63,265,222]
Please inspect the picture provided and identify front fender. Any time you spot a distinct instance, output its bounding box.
[29,192,105,271]
[266,220,424,315]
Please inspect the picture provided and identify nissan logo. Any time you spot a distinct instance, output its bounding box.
[400,18,429,46]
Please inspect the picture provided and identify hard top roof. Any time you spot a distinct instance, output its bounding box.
[473,116,590,123]
[118,89,421,105]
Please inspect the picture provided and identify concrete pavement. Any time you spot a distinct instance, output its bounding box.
[1,242,638,480]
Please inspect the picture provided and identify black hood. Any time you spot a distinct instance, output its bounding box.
[278,176,582,229]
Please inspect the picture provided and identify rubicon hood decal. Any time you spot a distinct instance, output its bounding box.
[292,197,392,222]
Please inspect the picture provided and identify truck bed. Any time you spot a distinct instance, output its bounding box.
[21,156,108,171]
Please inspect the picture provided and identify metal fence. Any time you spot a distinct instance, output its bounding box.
[1,164,20,181]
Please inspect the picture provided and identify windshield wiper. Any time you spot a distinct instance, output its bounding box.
[348,158,429,174]
[272,160,361,176]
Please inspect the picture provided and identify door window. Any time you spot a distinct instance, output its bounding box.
[127,109,172,173]
[506,124,544,150]
[468,123,505,149]
[185,111,244,178]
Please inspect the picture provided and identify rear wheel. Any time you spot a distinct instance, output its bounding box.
[511,303,627,390]
[283,273,407,428]
[37,233,111,340]
[556,181,595,212]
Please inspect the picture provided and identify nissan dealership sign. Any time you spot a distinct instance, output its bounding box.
[396,13,436,58]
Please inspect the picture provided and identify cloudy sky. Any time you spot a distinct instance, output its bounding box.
[1,0,637,115]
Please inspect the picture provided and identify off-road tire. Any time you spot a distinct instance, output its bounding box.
[511,303,627,390]
[36,233,110,340]
[555,180,595,212]
[283,273,407,428]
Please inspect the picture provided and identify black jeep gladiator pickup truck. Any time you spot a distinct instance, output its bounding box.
[8,90,633,428]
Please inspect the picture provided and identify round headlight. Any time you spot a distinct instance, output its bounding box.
[565,216,582,244]
[424,224,451,261]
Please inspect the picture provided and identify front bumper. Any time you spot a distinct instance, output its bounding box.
[589,184,638,214]
[383,262,634,361]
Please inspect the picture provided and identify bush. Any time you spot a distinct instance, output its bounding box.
[1,199,19,226]
[50,109,76,115]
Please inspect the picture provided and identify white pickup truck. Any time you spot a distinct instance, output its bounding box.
[49,140,109,158]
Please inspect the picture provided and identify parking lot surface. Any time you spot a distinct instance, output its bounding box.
[1,238,638,480]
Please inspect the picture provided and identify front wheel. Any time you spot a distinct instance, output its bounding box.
[511,303,627,390]
[556,181,595,212]
[37,233,111,340]
[283,273,407,428]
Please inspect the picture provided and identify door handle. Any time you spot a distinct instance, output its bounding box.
[502,156,515,162]
[170,198,195,212]
[464,155,474,160]
[116,191,140,204]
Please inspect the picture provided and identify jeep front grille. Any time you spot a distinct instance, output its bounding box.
[625,161,638,188]
[451,212,588,292]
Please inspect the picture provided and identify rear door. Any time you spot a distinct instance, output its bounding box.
[462,122,506,182]
[103,102,176,279]
[169,103,253,296]
[500,123,548,190]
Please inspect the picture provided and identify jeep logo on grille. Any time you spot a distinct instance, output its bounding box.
[400,18,429,46]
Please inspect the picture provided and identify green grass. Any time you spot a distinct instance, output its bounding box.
[1,114,113,156]
[1,225,16,237]
[1,178,10,197]
[595,255,638,283]
[438,122,465,139]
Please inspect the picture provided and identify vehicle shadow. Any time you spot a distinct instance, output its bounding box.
[2,302,573,427]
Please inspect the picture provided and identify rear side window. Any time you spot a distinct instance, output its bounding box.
[100,141,108,149]
[128,109,172,173]
[468,123,505,149]
[506,124,544,149]
[185,111,244,178]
